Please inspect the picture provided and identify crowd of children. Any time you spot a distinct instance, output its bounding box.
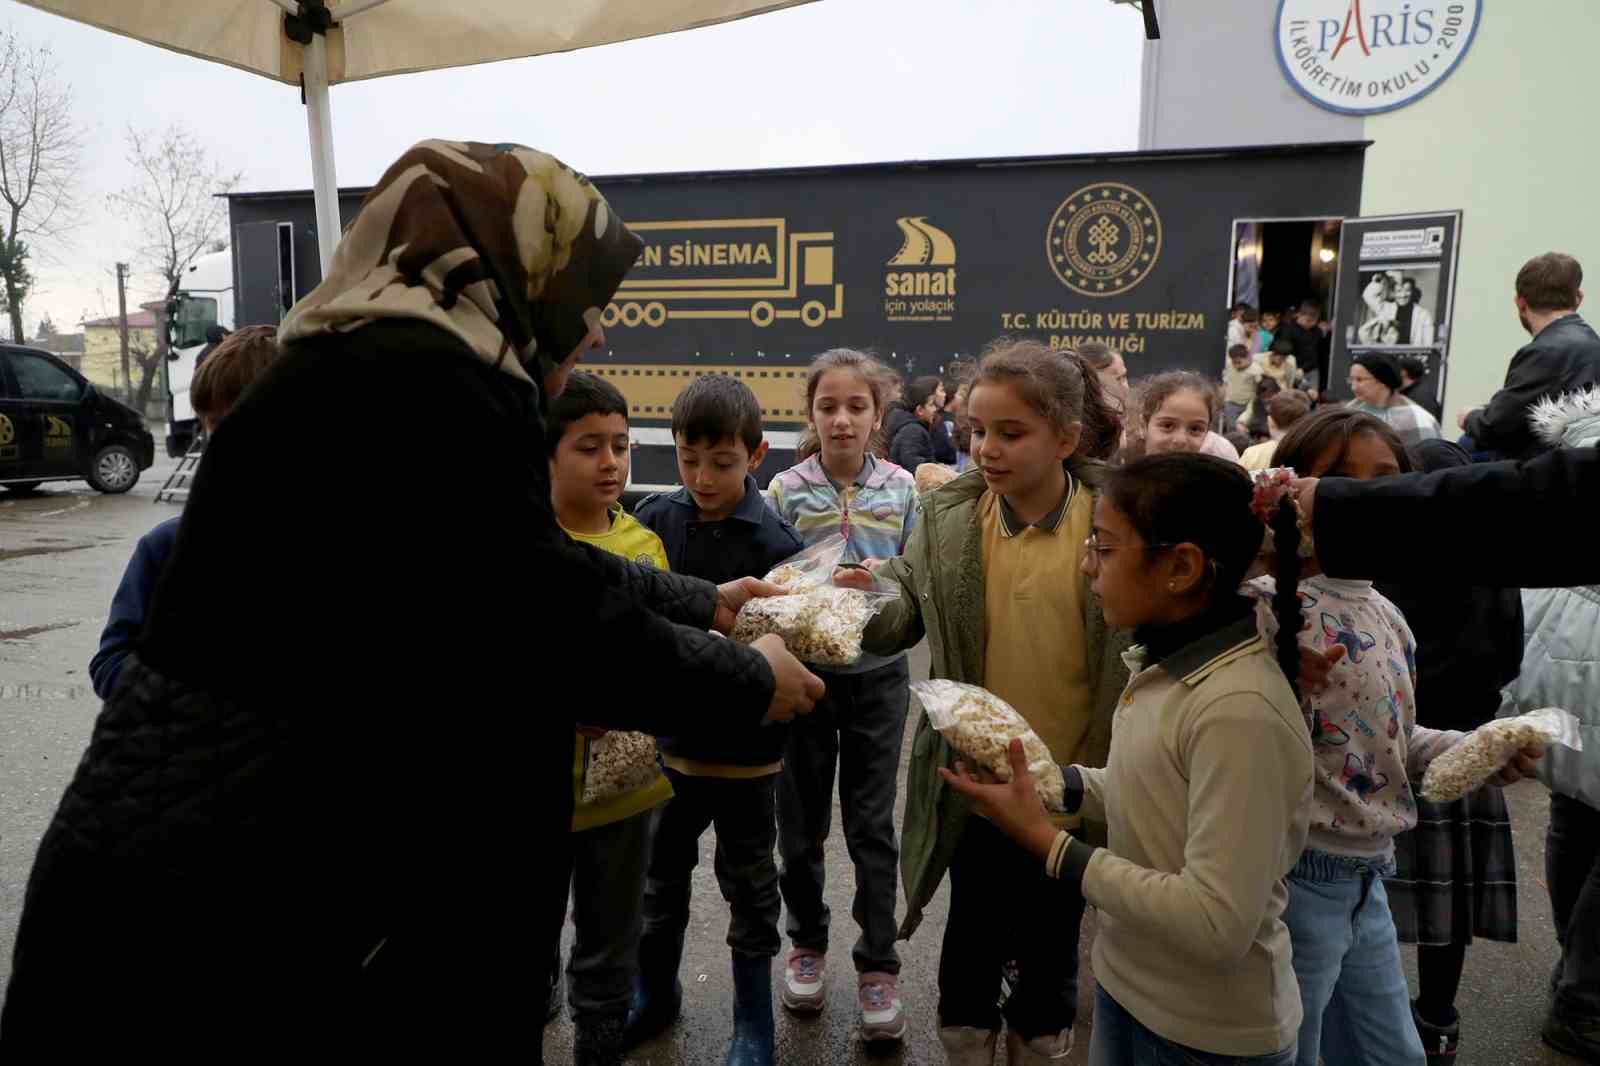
[93,319,1583,1066]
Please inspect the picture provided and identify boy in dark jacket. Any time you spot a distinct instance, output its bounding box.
[89,326,280,700]
[885,375,953,471]
[631,374,805,1066]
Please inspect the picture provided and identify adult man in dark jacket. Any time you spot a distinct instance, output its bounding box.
[1461,253,1598,460]
[885,376,951,471]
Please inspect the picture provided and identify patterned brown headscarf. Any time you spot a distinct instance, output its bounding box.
[279,140,642,390]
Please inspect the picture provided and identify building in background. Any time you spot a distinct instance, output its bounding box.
[80,309,158,397]
[1135,0,1596,425]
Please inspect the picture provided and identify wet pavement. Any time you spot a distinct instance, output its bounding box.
[0,456,1587,1064]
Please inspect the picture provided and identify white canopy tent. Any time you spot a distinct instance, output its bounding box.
[15,0,816,273]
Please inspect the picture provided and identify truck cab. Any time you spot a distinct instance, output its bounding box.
[165,249,235,457]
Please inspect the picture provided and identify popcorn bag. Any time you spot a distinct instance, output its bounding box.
[912,679,1067,811]
[581,730,662,805]
[1420,708,1583,803]
[730,534,901,666]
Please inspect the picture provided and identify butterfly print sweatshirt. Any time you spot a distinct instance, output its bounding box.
[1248,576,1463,861]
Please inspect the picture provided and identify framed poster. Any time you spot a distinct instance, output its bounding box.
[1327,211,1462,417]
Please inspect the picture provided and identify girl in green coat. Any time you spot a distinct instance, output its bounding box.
[848,340,1130,1064]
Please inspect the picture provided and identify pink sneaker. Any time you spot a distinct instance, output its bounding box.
[858,972,906,1042]
[781,949,826,1013]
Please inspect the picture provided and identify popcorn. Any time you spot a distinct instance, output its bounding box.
[731,585,879,666]
[1421,708,1580,802]
[912,679,1067,810]
[915,462,959,494]
[582,731,662,804]
[731,533,900,666]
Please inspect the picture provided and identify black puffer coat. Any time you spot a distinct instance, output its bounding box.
[0,322,775,1064]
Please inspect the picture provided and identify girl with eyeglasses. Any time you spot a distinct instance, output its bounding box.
[943,451,1314,1064]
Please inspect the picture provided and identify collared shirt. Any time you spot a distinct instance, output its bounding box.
[636,474,804,587]
[1053,612,1314,1058]
[979,474,1095,773]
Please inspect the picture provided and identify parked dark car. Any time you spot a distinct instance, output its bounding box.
[0,345,155,494]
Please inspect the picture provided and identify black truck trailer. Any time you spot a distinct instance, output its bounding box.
[226,141,1366,490]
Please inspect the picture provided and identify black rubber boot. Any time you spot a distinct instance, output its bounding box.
[575,1009,627,1066]
[725,955,775,1066]
[1412,999,1459,1065]
[622,925,685,1050]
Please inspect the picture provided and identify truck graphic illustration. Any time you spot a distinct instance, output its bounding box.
[602,218,844,329]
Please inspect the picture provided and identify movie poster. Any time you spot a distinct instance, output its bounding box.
[1327,211,1463,418]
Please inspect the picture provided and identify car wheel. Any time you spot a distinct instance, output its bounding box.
[2,480,42,494]
[88,445,140,494]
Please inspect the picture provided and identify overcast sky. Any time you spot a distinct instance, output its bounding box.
[7,0,1144,335]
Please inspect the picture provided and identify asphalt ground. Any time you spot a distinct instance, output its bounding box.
[0,456,1584,1064]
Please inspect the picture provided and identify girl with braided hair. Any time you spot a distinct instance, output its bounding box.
[940,451,1314,1064]
[1247,408,1475,1066]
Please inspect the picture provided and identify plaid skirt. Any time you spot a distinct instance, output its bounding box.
[1385,784,1519,945]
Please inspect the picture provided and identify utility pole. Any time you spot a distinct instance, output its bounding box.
[115,262,132,405]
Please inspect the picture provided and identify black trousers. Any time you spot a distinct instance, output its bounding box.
[937,815,1085,1040]
[1549,793,1600,1020]
[641,768,781,959]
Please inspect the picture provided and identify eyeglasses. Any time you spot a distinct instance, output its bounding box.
[1083,532,1175,557]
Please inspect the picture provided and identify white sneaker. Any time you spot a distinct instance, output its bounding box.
[858,972,906,1042]
[780,948,826,1014]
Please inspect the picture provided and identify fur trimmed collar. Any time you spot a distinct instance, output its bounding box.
[1530,387,1600,448]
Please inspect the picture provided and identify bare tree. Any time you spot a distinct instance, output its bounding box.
[108,124,241,412]
[0,29,83,343]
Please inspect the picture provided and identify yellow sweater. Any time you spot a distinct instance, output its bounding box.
[561,506,675,832]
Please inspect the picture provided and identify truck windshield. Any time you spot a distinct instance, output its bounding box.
[170,295,218,349]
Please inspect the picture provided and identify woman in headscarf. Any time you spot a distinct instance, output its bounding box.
[0,141,822,1065]
[1346,350,1442,449]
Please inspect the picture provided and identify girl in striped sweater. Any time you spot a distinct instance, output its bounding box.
[765,348,918,1043]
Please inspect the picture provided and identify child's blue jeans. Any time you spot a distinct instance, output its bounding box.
[1088,985,1296,1065]
[1284,849,1426,1066]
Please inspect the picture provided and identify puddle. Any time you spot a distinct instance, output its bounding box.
[0,620,83,641]
[0,544,94,562]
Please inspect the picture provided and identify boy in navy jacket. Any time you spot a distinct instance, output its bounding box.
[90,327,279,699]
[629,374,803,1064]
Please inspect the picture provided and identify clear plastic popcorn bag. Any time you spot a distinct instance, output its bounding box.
[581,730,662,805]
[911,678,1067,811]
[1420,707,1582,803]
[730,534,901,667]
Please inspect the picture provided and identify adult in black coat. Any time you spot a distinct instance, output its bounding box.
[0,142,822,1065]
[1295,443,1599,589]
[1460,254,1599,460]
[884,375,951,471]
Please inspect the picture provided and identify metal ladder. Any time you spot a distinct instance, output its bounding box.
[154,435,204,505]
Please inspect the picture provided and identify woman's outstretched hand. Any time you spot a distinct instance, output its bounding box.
[939,738,1060,861]
[751,634,825,724]
[714,577,789,634]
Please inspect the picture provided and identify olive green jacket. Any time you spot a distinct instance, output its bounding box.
[863,464,1132,939]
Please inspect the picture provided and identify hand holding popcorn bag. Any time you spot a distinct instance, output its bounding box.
[729,534,901,666]
[1420,707,1580,803]
[580,731,663,805]
[912,679,1067,810]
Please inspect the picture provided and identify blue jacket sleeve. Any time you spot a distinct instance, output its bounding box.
[90,521,179,700]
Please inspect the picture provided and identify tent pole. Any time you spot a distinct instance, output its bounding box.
[304,32,341,277]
